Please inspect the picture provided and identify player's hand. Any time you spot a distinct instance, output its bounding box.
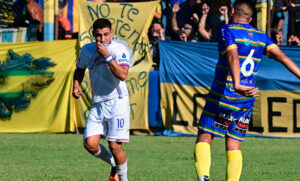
[73,85,83,99]
[96,42,110,57]
[234,85,259,97]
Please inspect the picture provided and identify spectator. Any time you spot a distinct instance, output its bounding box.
[198,1,230,41]
[191,0,206,41]
[58,0,72,39]
[172,1,198,42]
[0,0,14,28]
[288,34,300,45]
[272,30,284,45]
[13,0,27,28]
[58,8,72,39]
[270,0,287,45]
[198,3,211,41]
[149,22,165,70]
[191,0,203,24]
[25,0,44,40]
[289,0,300,38]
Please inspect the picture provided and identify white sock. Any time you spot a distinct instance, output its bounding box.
[117,160,128,181]
[93,144,116,167]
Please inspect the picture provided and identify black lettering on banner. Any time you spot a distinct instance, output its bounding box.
[130,103,136,120]
[119,23,130,38]
[125,71,147,96]
[87,5,99,21]
[268,97,287,132]
[248,115,264,133]
[293,99,300,133]
[172,91,188,126]
[119,3,139,22]
[115,19,124,36]
[79,27,93,42]
[127,8,139,22]
[192,93,207,127]
[87,4,110,21]
[99,4,110,18]
[128,29,140,46]
[120,3,133,19]
[126,77,139,95]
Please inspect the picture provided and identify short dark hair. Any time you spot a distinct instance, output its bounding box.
[93,18,112,31]
[233,0,255,20]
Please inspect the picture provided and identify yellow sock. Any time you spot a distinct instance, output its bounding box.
[226,150,243,181]
[194,142,211,178]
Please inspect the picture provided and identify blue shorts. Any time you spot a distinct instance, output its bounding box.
[198,94,255,141]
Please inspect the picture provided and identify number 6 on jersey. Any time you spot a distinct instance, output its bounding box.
[241,49,255,77]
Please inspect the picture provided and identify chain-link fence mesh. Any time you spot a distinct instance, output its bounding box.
[0,0,299,45]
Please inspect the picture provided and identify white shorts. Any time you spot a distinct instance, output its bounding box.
[83,96,130,142]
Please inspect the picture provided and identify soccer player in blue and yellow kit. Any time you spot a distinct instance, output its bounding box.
[194,0,300,181]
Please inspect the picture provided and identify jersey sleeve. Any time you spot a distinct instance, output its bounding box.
[115,46,130,67]
[76,46,88,69]
[218,26,238,56]
[264,34,278,55]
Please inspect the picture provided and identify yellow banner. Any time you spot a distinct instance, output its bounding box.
[77,1,159,130]
[250,90,300,137]
[161,83,300,137]
[0,40,78,133]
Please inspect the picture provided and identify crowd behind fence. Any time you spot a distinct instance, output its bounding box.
[0,1,299,46]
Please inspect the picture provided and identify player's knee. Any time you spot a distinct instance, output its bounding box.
[83,139,99,153]
[109,142,122,154]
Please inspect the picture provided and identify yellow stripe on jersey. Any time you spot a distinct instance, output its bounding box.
[206,97,248,112]
[238,56,261,63]
[220,44,238,56]
[209,88,254,101]
[235,39,266,47]
[266,44,278,51]
[266,44,278,56]
[228,27,265,34]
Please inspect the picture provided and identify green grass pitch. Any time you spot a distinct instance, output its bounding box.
[0,133,299,181]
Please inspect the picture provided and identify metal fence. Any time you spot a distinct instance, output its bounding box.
[0,0,299,45]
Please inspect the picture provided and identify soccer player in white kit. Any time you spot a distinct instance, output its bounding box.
[73,18,130,181]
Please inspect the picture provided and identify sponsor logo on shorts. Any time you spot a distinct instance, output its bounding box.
[233,116,250,134]
[214,112,233,130]
[236,116,250,129]
[218,112,234,122]
[233,126,247,134]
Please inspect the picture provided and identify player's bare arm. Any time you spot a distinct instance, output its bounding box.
[107,60,129,81]
[96,42,129,81]
[227,48,259,97]
[73,67,85,99]
[267,46,300,79]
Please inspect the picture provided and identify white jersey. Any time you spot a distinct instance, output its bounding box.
[77,41,130,103]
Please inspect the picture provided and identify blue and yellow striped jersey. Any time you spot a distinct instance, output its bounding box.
[212,23,277,100]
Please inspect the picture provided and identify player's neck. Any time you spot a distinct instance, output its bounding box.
[232,16,250,24]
